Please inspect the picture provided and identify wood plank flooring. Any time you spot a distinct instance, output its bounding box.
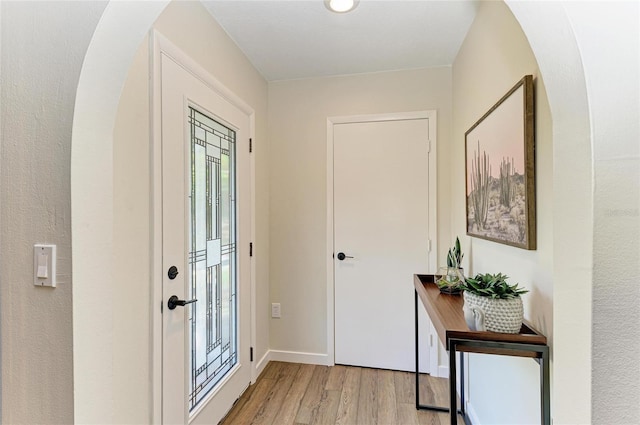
[220,362,463,425]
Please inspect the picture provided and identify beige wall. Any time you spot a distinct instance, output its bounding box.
[452,2,553,422]
[111,1,269,422]
[268,68,452,355]
[0,2,107,423]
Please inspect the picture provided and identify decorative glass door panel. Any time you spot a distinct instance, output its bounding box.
[188,107,237,413]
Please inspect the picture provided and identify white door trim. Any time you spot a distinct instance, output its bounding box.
[151,30,256,423]
[325,111,438,366]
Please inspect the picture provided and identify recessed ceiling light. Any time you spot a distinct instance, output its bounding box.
[324,0,359,14]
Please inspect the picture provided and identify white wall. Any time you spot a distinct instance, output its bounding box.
[109,1,270,422]
[564,2,640,422]
[452,2,553,422]
[0,2,106,423]
[268,68,452,357]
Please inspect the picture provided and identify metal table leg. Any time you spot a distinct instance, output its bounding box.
[415,290,468,421]
[415,289,419,408]
[415,290,449,412]
[460,350,466,418]
[540,345,551,425]
[449,339,458,425]
[451,338,550,425]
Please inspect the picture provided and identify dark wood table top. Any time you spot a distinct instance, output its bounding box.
[414,274,547,357]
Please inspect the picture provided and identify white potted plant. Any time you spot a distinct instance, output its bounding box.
[461,272,528,333]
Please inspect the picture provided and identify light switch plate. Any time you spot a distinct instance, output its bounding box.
[34,244,56,287]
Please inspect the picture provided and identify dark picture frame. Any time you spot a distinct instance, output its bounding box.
[465,75,536,250]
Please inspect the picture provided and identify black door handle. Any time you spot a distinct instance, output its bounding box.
[167,295,197,310]
[336,252,354,261]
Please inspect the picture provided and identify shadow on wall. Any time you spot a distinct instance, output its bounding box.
[527,285,552,344]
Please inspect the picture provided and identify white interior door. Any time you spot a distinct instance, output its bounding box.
[161,51,251,424]
[334,118,432,372]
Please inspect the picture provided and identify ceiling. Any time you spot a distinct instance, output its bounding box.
[202,0,479,81]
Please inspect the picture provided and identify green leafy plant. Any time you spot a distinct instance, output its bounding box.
[446,237,463,268]
[461,273,528,299]
[436,267,464,293]
[437,238,465,294]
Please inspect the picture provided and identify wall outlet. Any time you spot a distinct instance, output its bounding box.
[271,303,281,318]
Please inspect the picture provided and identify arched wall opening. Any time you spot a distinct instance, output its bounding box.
[71,3,169,422]
[71,1,593,423]
[504,3,594,422]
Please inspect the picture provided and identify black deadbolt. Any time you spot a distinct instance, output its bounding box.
[168,266,179,280]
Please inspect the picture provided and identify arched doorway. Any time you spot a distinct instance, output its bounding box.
[71,1,593,423]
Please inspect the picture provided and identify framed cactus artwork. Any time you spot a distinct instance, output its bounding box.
[465,75,536,250]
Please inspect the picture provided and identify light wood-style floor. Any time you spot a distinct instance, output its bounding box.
[220,361,463,425]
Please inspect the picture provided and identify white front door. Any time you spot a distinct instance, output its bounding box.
[161,51,251,424]
[334,118,432,372]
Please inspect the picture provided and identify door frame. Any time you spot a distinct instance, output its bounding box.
[150,31,257,423]
[326,111,438,367]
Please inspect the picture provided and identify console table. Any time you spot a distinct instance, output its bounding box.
[414,274,550,425]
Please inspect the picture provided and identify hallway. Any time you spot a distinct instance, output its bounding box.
[2,1,639,423]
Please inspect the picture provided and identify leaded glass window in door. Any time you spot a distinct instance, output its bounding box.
[187,107,237,412]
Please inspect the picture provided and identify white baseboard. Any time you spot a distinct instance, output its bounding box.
[466,400,480,424]
[268,349,330,365]
[438,365,449,378]
[252,350,271,382]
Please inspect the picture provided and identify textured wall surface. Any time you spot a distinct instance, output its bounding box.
[564,2,640,422]
[0,1,106,423]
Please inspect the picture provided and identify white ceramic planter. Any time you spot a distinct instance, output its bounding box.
[463,291,524,334]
